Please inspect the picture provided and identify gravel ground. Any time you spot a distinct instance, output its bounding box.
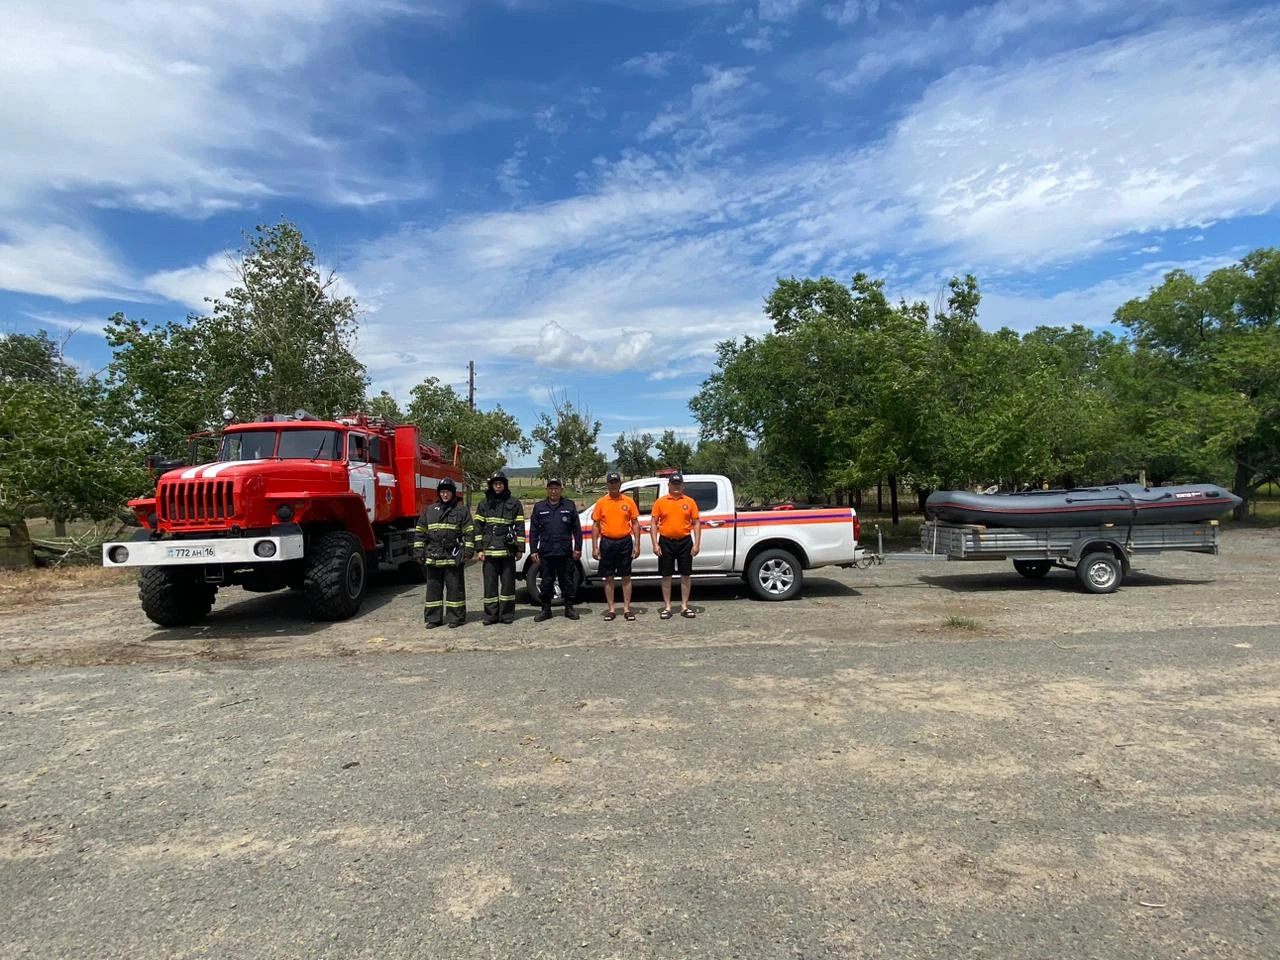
[1,530,1277,958]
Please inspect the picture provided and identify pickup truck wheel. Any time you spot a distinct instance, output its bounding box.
[305,531,368,620]
[139,568,217,627]
[523,560,581,606]
[1013,559,1052,579]
[747,548,803,601]
[1076,551,1122,594]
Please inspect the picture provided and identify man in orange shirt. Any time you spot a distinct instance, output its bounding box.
[591,471,641,621]
[650,472,701,619]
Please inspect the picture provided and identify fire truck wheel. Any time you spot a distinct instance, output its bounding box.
[305,531,368,620]
[139,568,217,627]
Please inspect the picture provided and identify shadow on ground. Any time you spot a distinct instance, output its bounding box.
[918,570,1216,593]
[140,578,417,643]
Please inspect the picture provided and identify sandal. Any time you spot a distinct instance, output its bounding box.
[659,608,673,620]
[602,611,616,621]
[623,610,636,621]
[680,608,696,619]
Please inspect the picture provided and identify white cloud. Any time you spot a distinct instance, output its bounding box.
[813,0,1190,90]
[619,50,677,77]
[0,1,439,219]
[497,141,532,200]
[0,223,129,301]
[878,14,1280,263]
[141,253,239,312]
[641,65,780,155]
[757,0,808,22]
[141,250,360,313]
[822,0,878,27]
[975,252,1245,333]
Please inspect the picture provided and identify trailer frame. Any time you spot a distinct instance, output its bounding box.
[919,519,1222,594]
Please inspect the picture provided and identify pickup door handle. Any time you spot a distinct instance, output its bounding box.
[705,520,725,527]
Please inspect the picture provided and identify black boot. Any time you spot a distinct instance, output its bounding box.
[564,605,580,621]
[534,608,552,622]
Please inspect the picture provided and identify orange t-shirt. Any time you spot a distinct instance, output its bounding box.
[651,493,700,539]
[592,494,640,539]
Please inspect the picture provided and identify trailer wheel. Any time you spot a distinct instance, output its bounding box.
[747,548,803,601]
[1076,551,1122,594]
[305,531,368,620]
[523,559,581,606]
[139,568,217,627]
[1013,559,1052,579]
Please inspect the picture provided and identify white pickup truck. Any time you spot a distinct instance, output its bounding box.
[522,473,870,602]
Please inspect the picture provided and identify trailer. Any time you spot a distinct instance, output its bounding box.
[919,519,1223,594]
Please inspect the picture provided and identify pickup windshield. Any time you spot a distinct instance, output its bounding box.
[218,429,343,462]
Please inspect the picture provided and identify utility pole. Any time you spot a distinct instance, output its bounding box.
[466,361,475,507]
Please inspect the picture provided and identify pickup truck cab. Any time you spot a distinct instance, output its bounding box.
[522,473,867,602]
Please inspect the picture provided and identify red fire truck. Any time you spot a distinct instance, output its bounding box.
[102,410,463,627]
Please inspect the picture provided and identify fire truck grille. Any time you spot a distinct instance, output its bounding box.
[158,480,236,527]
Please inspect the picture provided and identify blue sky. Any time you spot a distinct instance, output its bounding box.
[3,0,1279,466]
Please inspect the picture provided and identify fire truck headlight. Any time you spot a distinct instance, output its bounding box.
[107,546,129,564]
[275,504,294,522]
[253,540,277,559]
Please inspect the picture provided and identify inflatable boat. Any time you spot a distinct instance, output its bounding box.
[924,483,1242,528]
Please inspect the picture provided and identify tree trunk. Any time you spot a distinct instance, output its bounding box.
[1,520,36,569]
[916,488,929,514]
[1233,456,1251,521]
[876,481,883,512]
[853,488,862,510]
[888,473,900,526]
[54,517,67,538]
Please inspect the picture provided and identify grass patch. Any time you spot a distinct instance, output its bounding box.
[943,615,980,630]
[0,566,135,611]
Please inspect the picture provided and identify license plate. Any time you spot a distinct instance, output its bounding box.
[165,545,216,559]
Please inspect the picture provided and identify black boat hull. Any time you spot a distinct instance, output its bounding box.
[925,483,1241,528]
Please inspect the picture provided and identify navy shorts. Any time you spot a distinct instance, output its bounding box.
[598,535,634,577]
[657,535,693,577]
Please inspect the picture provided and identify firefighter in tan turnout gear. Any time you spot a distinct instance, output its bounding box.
[413,477,475,628]
[473,471,526,625]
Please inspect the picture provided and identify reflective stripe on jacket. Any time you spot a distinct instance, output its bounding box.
[413,500,475,566]
[474,496,526,553]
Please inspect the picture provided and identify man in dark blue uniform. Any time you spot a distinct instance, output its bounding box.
[528,478,582,622]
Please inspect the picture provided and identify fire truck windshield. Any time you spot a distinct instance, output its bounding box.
[218,429,343,462]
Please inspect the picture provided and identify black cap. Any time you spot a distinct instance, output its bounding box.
[437,477,457,491]
[489,471,508,483]
[668,472,684,483]
[606,471,621,483]
[546,477,562,487]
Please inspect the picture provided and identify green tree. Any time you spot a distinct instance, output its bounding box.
[105,220,368,457]
[612,430,655,478]
[690,433,757,490]
[1,331,145,558]
[1115,248,1280,517]
[532,393,607,487]
[368,390,404,421]
[405,377,530,486]
[654,430,694,472]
